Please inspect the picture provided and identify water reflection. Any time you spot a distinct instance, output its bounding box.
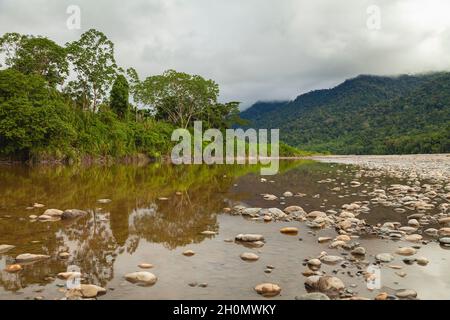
[0,160,338,295]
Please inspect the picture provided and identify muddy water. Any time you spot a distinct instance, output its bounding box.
[0,160,449,300]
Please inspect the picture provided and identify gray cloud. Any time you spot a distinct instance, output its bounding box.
[1,0,450,108]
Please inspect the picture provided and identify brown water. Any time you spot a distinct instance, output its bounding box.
[0,160,449,300]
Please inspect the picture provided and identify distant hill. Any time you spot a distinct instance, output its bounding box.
[240,73,450,154]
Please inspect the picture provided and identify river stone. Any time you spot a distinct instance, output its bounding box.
[330,240,346,248]
[335,235,351,242]
[57,272,81,280]
[0,244,15,254]
[267,208,286,219]
[318,237,332,243]
[295,292,330,300]
[307,259,322,270]
[396,289,417,299]
[263,194,278,201]
[5,264,22,273]
[59,252,70,259]
[79,284,107,298]
[398,226,417,234]
[439,228,450,236]
[29,215,38,219]
[241,208,261,216]
[376,253,394,263]
[416,257,429,266]
[15,253,50,263]
[283,191,293,197]
[43,209,63,217]
[138,263,154,269]
[200,231,217,236]
[306,276,345,298]
[254,283,281,297]
[439,237,450,245]
[240,252,259,261]
[62,209,88,220]
[97,199,111,204]
[408,219,420,227]
[320,255,344,265]
[183,250,195,257]
[235,234,264,242]
[284,206,305,214]
[125,272,157,286]
[351,247,366,256]
[405,234,423,242]
[425,228,438,236]
[395,247,417,256]
[280,227,298,235]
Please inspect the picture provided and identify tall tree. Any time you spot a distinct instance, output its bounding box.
[66,29,117,112]
[110,74,129,119]
[0,33,68,87]
[137,70,220,128]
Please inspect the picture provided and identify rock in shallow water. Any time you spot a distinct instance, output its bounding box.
[376,253,394,263]
[305,275,345,298]
[240,252,259,261]
[395,289,417,299]
[15,253,50,263]
[0,244,15,254]
[235,234,264,242]
[296,292,330,300]
[280,227,298,235]
[183,250,195,257]
[5,264,22,273]
[395,247,417,256]
[254,283,281,297]
[125,272,158,286]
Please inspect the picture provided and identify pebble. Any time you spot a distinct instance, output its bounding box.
[318,237,332,243]
[395,247,417,256]
[183,250,196,257]
[0,244,15,254]
[295,292,330,300]
[376,253,394,263]
[280,227,298,235]
[235,234,264,242]
[351,247,366,256]
[97,199,112,204]
[138,263,154,269]
[416,257,429,266]
[254,283,281,297]
[320,255,344,265]
[125,272,158,286]
[404,234,423,242]
[395,289,417,299]
[15,253,50,263]
[5,264,22,273]
[307,259,322,270]
[240,252,259,261]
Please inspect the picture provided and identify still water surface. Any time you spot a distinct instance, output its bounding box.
[0,161,449,300]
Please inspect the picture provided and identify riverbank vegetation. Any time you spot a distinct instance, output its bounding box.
[0,29,304,163]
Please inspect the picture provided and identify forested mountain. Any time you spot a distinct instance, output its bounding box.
[241,73,450,154]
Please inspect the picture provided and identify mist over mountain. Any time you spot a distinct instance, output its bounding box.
[240,73,450,154]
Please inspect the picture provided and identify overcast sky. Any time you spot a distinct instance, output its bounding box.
[1,0,450,108]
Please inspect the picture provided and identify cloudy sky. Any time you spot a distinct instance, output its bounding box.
[1,0,450,108]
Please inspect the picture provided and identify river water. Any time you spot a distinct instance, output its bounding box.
[0,159,449,300]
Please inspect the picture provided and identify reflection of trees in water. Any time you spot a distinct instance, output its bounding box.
[0,163,262,292]
[129,190,221,250]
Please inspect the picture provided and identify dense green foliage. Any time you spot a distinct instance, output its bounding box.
[241,74,450,154]
[0,30,242,162]
[110,75,130,119]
